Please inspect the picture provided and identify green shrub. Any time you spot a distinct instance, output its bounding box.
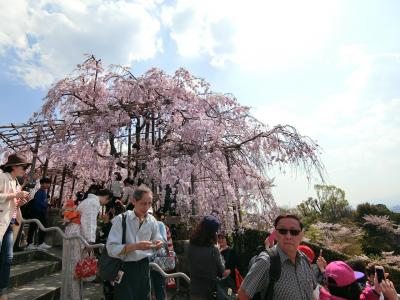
[232,228,268,273]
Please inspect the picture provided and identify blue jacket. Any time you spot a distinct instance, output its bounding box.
[32,188,48,213]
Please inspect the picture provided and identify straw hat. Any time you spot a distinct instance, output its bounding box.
[1,153,31,168]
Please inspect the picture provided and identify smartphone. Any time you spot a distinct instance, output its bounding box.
[114,270,124,284]
[375,266,385,283]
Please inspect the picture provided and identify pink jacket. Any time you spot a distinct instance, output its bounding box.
[319,286,380,300]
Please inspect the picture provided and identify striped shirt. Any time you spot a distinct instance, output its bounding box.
[241,245,316,300]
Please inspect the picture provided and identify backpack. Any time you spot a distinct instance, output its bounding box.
[252,248,311,300]
[251,247,281,300]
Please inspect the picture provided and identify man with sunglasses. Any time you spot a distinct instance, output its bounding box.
[238,214,316,300]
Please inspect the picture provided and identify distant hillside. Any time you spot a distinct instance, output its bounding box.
[392,205,400,213]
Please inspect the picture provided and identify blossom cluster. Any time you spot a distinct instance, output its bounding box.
[21,55,323,230]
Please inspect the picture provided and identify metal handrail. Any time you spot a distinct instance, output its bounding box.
[21,218,191,283]
[149,262,190,283]
[21,218,104,249]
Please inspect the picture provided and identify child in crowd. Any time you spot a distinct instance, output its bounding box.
[319,261,398,300]
[62,199,81,225]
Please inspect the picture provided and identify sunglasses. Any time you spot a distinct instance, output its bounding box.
[276,228,302,236]
[15,165,30,171]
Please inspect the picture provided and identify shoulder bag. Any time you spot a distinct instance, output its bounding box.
[98,213,127,281]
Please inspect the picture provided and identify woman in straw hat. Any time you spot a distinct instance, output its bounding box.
[0,153,31,300]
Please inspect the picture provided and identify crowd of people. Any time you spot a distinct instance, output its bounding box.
[236,214,399,300]
[0,156,173,300]
[1,153,399,300]
[61,177,174,300]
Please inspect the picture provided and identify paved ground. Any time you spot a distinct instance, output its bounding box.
[83,282,189,300]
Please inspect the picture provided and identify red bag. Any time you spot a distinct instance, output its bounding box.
[235,268,243,290]
[166,278,176,289]
[74,255,98,281]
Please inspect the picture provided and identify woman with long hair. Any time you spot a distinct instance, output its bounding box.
[187,215,226,300]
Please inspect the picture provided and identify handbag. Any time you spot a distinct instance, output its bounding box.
[212,247,236,300]
[215,276,237,300]
[74,249,98,282]
[166,277,176,289]
[98,213,127,281]
[153,244,176,272]
[234,268,243,290]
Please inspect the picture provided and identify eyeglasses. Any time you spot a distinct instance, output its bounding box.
[276,228,301,236]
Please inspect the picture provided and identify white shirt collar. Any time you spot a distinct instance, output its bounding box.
[131,209,152,222]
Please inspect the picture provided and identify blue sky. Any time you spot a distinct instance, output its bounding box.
[0,0,399,208]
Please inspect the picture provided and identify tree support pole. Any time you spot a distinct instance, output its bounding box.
[29,130,41,181]
[58,166,67,208]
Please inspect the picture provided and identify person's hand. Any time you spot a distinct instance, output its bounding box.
[264,237,270,249]
[374,275,398,300]
[316,250,327,272]
[153,240,164,250]
[16,191,29,200]
[222,269,231,278]
[16,191,30,206]
[17,198,29,207]
[134,241,154,251]
[380,279,398,300]
[101,213,110,223]
[23,191,30,200]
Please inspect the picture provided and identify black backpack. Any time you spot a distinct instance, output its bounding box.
[252,248,311,300]
[251,247,281,300]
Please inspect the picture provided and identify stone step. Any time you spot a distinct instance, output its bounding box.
[12,250,37,265]
[8,273,106,300]
[7,272,62,300]
[9,259,61,290]
[12,249,60,265]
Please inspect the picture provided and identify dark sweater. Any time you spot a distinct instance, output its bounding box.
[221,247,241,281]
[32,188,48,214]
[188,244,225,299]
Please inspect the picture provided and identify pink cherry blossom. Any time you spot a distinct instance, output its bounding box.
[15,55,324,230]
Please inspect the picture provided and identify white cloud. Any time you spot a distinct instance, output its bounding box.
[0,0,30,54]
[253,48,400,206]
[0,0,163,88]
[162,0,341,70]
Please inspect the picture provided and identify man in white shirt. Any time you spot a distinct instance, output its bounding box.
[106,184,163,300]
